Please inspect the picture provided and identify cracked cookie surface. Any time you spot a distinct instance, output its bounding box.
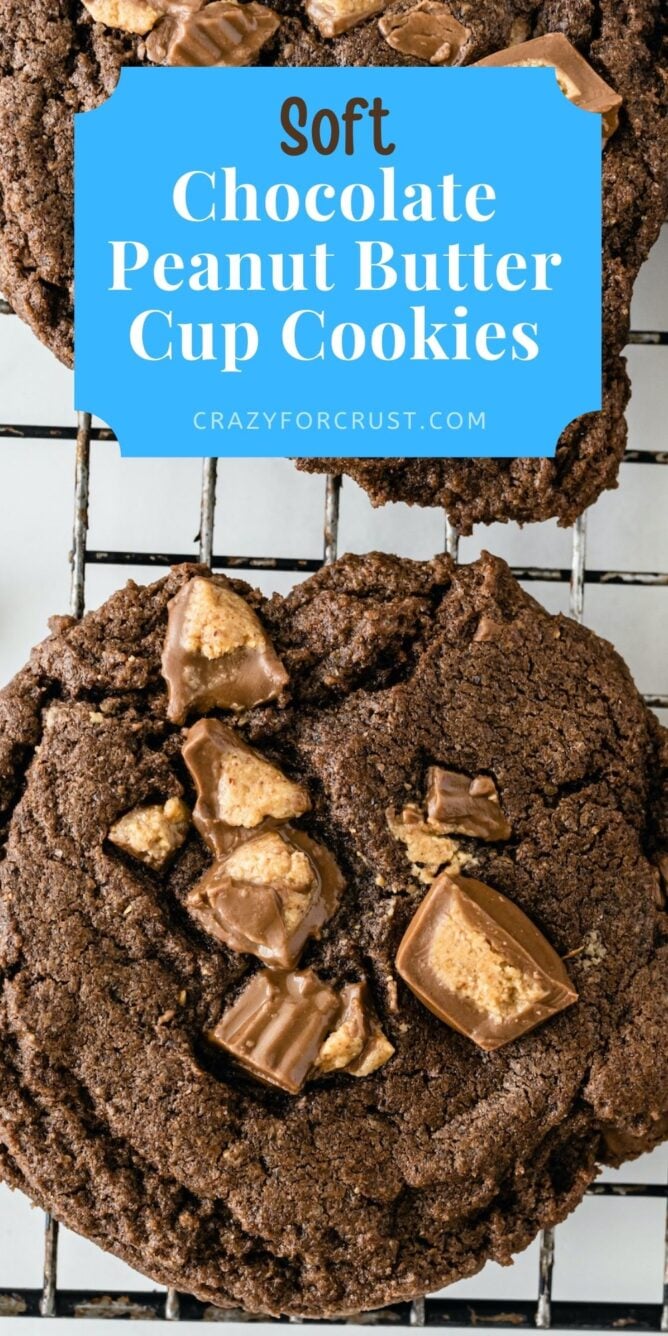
[0,554,667,1315]
[0,1,666,525]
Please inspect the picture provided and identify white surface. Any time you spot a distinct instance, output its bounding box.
[0,228,666,1328]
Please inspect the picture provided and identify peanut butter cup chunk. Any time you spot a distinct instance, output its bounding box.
[183,717,310,856]
[474,33,623,143]
[387,804,470,883]
[108,796,190,869]
[316,981,394,1076]
[82,0,161,32]
[396,872,577,1051]
[426,767,512,840]
[210,969,390,1092]
[378,1,470,64]
[208,967,340,1093]
[305,0,388,38]
[148,0,279,65]
[187,827,344,968]
[162,576,288,722]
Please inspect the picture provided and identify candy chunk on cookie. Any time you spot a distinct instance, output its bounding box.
[426,767,511,840]
[396,872,577,1051]
[378,2,470,65]
[148,0,279,65]
[210,970,391,1093]
[108,797,190,870]
[162,577,288,723]
[474,34,622,143]
[387,805,469,882]
[209,968,340,1094]
[82,0,160,32]
[306,0,388,37]
[183,717,310,856]
[316,982,394,1077]
[187,827,344,969]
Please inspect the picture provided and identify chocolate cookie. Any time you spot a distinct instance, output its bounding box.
[0,554,666,1315]
[0,3,666,526]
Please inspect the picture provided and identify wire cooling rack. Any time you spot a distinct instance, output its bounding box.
[0,319,667,1326]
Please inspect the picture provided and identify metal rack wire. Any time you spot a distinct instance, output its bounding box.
[0,322,667,1327]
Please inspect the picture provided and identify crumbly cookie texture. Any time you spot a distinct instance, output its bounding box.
[0,3,665,525]
[0,557,666,1315]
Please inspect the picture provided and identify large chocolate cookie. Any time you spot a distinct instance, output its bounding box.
[0,554,666,1315]
[0,3,666,526]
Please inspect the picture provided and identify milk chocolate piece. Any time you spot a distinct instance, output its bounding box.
[474,34,622,142]
[187,827,344,969]
[396,872,577,1051]
[209,967,340,1093]
[305,0,388,38]
[162,577,287,723]
[426,768,511,841]
[153,0,279,65]
[183,718,310,857]
[378,1,470,65]
[316,981,394,1077]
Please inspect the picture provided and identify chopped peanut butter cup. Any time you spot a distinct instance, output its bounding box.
[210,969,392,1092]
[147,0,279,65]
[162,577,287,723]
[187,827,344,969]
[183,717,310,857]
[396,872,577,1051]
[82,0,201,35]
[209,967,341,1094]
[387,804,469,883]
[474,34,622,143]
[82,0,160,32]
[305,0,388,37]
[108,797,190,870]
[426,767,511,841]
[378,1,470,65]
[316,981,394,1077]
